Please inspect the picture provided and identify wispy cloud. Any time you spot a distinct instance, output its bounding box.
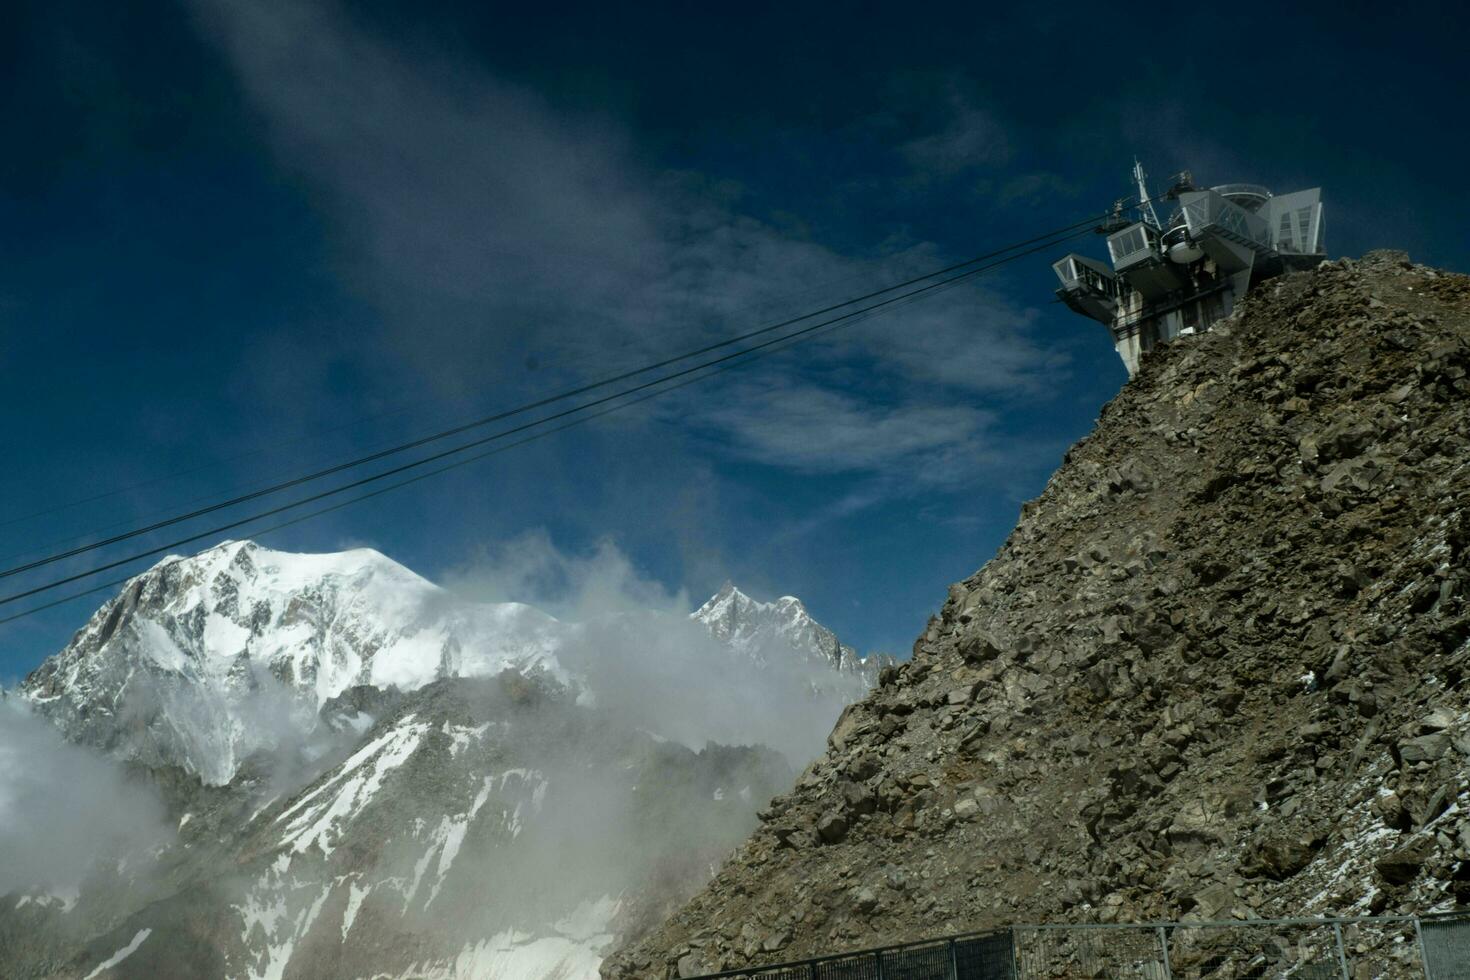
[900,101,1011,179]
[190,1,1063,504]
[444,527,689,621]
[694,377,992,480]
[0,698,169,895]
[441,532,868,761]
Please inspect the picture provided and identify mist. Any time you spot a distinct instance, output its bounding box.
[0,533,873,975]
[0,696,170,898]
[445,530,871,764]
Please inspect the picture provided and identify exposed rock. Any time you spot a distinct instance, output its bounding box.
[1240,836,1319,882]
[604,254,1470,979]
[1377,841,1433,887]
[816,812,849,844]
[1401,733,1451,763]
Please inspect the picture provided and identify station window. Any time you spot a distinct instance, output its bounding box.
[1108,227,1149,263]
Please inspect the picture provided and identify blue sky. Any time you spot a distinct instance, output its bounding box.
[2,1,1467,680]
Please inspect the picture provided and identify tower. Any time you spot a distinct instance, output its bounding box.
[1051,166,1326,375]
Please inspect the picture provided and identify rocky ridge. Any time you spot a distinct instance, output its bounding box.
[604,251,1470,979]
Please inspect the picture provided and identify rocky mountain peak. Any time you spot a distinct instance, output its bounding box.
[691,582,886,681]
[605,252,1470,978]
[21,540,568,784]
[5,551,881,978]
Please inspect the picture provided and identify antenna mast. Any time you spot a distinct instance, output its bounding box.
[1133,158,1161,229]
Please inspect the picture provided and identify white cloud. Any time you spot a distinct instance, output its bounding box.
[442,532,868,762]
[444,528,688,621]
[0,698,169,895]
[190,1,1064,501]
[693,377,993,481]
[901,102,1011,178]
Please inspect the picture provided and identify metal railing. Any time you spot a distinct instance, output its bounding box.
[1016,917,1426,980]
[687,930,1014,980]
[686,913,1470,980]
[1178,189,1272,252]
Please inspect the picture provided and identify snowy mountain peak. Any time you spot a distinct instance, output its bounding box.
[690,582,885,679]
[23,541,567,784]
[21,544,883,786]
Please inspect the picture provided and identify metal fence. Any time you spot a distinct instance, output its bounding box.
[688,914,1470,980]
[1015,917,1427,980]
[1421,916,1470,980]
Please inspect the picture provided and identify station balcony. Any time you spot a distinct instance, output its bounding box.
[1175,189,1273,272]
[1051,253,1118,324]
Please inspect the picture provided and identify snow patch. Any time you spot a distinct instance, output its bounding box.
[277,716,429,857]
[341,879,370,942]
[85,928,152,979]
[443,721,491,757]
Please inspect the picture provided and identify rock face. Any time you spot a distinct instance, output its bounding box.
[3,544,877,979]
[603,251,1470,979]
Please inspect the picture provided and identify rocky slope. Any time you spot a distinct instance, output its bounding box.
[604,250,1470,979]
[3,544,880,978]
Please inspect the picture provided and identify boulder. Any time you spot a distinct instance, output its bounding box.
[676,953,709,979]
[1239,837,1317,881]
[816,812,849,844]
[1376,841,1432,886]
[959,631,1004,664]
[1400,733,1451,763]
[851,887,879,914]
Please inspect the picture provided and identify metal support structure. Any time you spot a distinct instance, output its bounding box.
[948,938,959,980]
[1333,921,1351,980]
[1156,925,1173,980]
[1415,916,1431,980]
[875,948,885,980]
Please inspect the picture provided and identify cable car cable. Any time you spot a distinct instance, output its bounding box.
[0,227,1091,615]
[0,213,1111,582]
[0,267,979,626]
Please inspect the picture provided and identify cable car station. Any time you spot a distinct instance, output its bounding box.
[1053,162,1326,375]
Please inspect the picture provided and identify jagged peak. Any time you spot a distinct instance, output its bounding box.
[693,582,804,618]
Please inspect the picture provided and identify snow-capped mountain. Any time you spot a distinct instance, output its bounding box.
[5,671,795,979]
[4,540,878,979]
[24,541,569,784]
[692,581,891,681]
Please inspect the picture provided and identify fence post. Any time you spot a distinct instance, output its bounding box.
[1156,926,1173,980]
[948,938,959,980]
[875,949,885,980]
[1414,917,1431,980]
[1333,921,1350,980]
